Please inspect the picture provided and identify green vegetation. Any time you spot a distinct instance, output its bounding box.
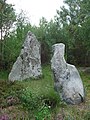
[0,0,90,70]
[0,66,90,119]
[0,0,90,119]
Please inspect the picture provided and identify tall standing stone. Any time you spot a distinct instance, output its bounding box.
[51,43,85,104]
[9,31,42,81]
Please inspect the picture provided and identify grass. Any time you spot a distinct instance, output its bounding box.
[0,65,90,119]
[0,70,9,80]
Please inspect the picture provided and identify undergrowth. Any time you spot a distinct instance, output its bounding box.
[0,65,90,119]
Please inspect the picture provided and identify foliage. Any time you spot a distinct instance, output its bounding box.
[84,112,90,120]
[17,65,60,119]
[19,87,51,119]
[0,114,9,120]
[19,88,40,111]
[0,0,90,70]
[0,0,16,69]
[1,11,32,70]
[0,0,90,119]
[55,0,90,65]
[0,0,16,40]
[0,66,90,119]
[35,105,51,120]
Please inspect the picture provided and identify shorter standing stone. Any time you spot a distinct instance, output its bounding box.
[51,43,85,105]
[9,31,42,81]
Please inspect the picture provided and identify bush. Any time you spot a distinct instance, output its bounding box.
[84,112,90,120]
[19,88,40,111]
[19,87,52,119]
[35,105,51,120]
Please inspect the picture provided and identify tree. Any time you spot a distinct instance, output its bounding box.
[0,0,16,40]
[0,0,16,69]
[55,0,90,66]
[3,11,32,70]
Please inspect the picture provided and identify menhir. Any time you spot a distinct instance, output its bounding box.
[9,31,42,81]
[51,43,85,104]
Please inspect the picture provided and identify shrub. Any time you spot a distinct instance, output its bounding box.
[19,88,40,111]
[19,87,52,119]
[35,105,51,120]
[84,112,90,120]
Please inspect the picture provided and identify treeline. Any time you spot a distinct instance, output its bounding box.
[0,0,90,71]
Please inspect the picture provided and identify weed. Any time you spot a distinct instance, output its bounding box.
[35,105,51,120]
[84,111,90,120]
[19,88,40,111]
[0,66,90,119]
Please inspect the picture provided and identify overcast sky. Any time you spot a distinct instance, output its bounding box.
[7,0,64,26]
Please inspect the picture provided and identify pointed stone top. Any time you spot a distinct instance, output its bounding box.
[9,31,42,81]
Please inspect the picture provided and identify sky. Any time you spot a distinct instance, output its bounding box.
[7,0,64,26]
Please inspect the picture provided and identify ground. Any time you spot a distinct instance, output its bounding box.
[0,65,90,120]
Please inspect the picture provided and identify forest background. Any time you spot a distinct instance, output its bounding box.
[0,0,90,71]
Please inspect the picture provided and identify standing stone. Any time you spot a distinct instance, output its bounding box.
[51,43,85,104]
[9,31,42,81]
